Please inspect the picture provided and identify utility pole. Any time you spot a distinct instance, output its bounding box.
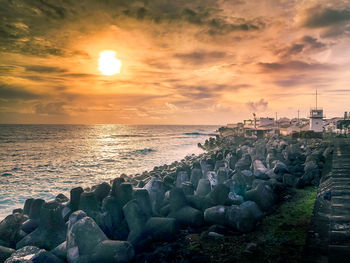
[316,89,318,109]
[298,109,300,123]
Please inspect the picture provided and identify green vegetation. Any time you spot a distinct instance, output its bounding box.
[181,186,318,263]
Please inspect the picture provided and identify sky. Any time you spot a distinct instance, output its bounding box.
[0,0,350,124]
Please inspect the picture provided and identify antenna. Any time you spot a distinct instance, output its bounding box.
[316,89,318,109]
[298,109,300,123]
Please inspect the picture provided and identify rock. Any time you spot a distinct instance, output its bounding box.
[244,183,275,211]
[100,196,124,238]
[93,182,111,203]
[253,160,268,179]
[0,246,14,263]
[240,170,255,186]
[21,219,38,234]
[123,200,150,244]
[70,187,83,212]
[217,168,228,184]
[244,242,257,255]
[28,199,45,220]
[168,206,203,227]
[206,171,218,188]
[225,202,261,233]
[273,161,289,175]
[239,201,264,221]
[296,177,306,189]
[282,174,297,187]
[231,174,247,196]
[79,191,100,218]
[111,178,125,197]
[181,182,195,195]
[190,168,202,189]
[266,169,280,180]
[23,199,34,216]
[195,179,211,196]
[51,241,67,261]
[115,183,133,207]
[235,154,251,171]
[142,217,178,242]
[204,206,228,226]
[176,171,189,188]
[208,184,230,205]
[302,161,320,185]
[214,160,226,172]
[207,232,224,239]
[228,155,238,170]
[5,246,63,263]
[186,195,216,211]
[0,213,26,246]
[132,189,153,217]
[228,191,244,205]
[55,194,69,203]
[67,211,107,263]
[169,188,187,212]
[207,224,231,235]
[143,178,166,214]
[16,202,67,250]
[91,240,134,263]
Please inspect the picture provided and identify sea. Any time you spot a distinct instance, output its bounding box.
[0,124,219,219]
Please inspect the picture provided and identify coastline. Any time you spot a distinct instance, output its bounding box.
[0,132,333,263]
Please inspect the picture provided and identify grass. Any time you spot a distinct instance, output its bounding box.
[180,186,318,263]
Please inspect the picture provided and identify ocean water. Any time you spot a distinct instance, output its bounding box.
[0,124,218,219]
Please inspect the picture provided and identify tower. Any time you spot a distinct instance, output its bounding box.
[309,90,323,132]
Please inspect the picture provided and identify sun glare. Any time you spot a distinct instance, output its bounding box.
[98,50,121,75]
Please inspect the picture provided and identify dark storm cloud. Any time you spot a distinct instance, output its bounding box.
[246,99,268,112]
[25,65,68,73]
[258,60,334,72]
[0,84,40,100]
[303,7,350,28]
[174,50,226,64]
[276,36,327,58]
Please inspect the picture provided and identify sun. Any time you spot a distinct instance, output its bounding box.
[98,50,122,75]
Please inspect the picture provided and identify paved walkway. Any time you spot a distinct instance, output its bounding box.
[305,138,350,263]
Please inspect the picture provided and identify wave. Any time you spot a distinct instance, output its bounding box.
[1,173,12,177]
[184,132,217,136]
[133,148,156,154]
[110,134,147,138]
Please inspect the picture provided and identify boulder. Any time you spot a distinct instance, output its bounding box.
[51,241,67,261]
[5,246,63,263]
[244,183,275,211]
[181,182,195,195]
[70,187,83,212]
[100,196,124,239]
[21,219,38,234]
[235,154,251,171]
[93,182,111,203]
[28,199,45,220]
[190,168,202,188]
[142,217,178,242]
[91,240,134,263]
[240,170,255,186]
[0,213,26,246]
[176,171,189,188]
[253,160,268,179]
[169,188,187,212]
[132,189,153,217]
[195,179,211,196]
[16,202,67,250]
[206,171,218,188]
[115,183,133,207]
[282,174,297,187]
[217,168,228,184]
[143,178,166,214]
[111,178,125,197]
[273,161,289,175]
[79,191,100,219]
[168,206,203,227]
[204,206,228,226]
[66,211,107,263]
[207,184,230,205]
[23,199,34,216]
[0,246,14,263]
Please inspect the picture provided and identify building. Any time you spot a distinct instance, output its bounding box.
[309,108,324,132]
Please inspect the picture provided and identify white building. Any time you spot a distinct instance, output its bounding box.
[309,108,323,132]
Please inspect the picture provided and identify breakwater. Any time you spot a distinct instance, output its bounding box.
[0,134,332,263]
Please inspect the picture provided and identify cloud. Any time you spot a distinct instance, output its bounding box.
[25,65,68,73]
[258,60,334,72]
[246,99,268,112]
[174,50,226,64]
[303,7,350,28]
[0,84,40,100]
[34,102,67,115]
[276,36,327,58]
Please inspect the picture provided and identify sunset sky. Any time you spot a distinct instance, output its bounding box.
[0,0,350,124]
